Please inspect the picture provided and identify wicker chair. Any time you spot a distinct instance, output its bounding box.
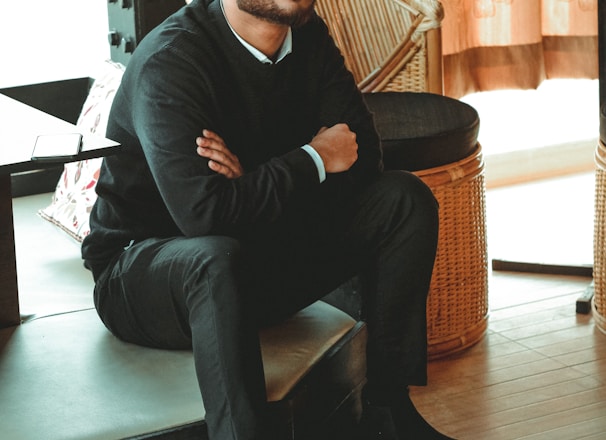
[315,0,444,93]
[318,0,490,359]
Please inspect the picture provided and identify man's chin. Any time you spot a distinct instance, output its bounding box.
[238,0,316,27]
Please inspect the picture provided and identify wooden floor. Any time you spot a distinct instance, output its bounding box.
[410,173,606,439]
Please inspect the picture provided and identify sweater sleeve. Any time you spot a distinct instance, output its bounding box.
[312,16,384,187]
[130,49,321,238]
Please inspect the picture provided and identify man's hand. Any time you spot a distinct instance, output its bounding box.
[196,129,243,179]
[309,124,358,173]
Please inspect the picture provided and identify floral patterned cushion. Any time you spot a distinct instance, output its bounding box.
[38,60,125,242]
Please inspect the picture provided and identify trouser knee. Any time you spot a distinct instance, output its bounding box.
[372,170,439,235]
[179,236,243,273]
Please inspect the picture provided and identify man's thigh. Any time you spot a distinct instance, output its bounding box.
[238,196,366,327]
[94,235,242,349]
[241,170,437,326]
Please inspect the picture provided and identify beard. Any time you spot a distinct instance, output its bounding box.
[236,0,316,28]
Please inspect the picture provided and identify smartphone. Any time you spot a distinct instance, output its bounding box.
[31,133,83,161]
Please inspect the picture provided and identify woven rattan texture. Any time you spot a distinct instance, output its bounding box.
[383,44,427,93]
[415,145,489,359]
[315,0,441,93]
[594,140,606,333]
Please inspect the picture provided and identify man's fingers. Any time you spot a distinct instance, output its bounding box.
[197,133,236,161]
[202,129,223,142]
[197,146,236,168]
[196,130,244,178]
[309,123,358,173]
[197,145,243,178]
[208,159,237,179]
[196,130,227,151]
[196,136,221,150]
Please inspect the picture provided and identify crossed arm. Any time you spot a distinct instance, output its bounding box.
[196,124,359,179]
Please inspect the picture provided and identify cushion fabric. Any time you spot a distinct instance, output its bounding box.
[38,60,125,242]
[363,92,480,171]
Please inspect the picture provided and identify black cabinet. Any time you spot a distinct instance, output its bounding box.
[107,0,184,66]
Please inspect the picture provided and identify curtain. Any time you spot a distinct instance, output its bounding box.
[441,0,599,98]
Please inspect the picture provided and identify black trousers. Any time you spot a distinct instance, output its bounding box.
[93,170,439,440]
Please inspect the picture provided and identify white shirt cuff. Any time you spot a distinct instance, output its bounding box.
[301,144,326,183]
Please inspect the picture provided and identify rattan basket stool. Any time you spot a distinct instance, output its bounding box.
[593,139,606,334]
[414,144,489,358]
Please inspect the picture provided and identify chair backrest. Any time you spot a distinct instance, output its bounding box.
[315,0,444,94]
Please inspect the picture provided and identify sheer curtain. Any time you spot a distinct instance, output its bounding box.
[442,0,598,98]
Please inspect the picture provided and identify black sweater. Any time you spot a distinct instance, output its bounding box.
[82,0,382,279]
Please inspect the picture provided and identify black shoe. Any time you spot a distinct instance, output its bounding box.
[358,403,398,440]
[388,391,455,440]
[359,390,455,440]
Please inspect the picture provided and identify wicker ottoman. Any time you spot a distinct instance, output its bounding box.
[365,92,489,359]
[413,144,488,357]
[593,138,606,334]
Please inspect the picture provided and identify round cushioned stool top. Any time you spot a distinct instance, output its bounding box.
[363,92,480,171]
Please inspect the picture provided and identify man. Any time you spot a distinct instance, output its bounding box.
[82,0,450,438]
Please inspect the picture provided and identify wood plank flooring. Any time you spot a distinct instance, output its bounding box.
[411,273,605,439]
[410,173,606,439]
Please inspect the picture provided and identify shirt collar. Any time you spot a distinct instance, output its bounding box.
[220,0,292,64]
